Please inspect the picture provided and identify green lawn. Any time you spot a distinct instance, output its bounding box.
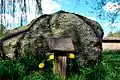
[0,50,120,80]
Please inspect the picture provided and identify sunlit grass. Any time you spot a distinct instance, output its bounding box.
[0,50,120,80]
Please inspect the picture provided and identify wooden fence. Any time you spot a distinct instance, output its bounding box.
[102,37,120,50]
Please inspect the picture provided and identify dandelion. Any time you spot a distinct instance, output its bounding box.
[47,53,54,61]
[68,53,75,59]
[38,63,45,68]
[49,54,54,60]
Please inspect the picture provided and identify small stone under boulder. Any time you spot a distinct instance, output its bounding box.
[0,11,104,65]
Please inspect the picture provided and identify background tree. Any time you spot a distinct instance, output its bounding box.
[81,0,120,31]
[107,31,120,37]
[0,0,42,28]
[0,24,6,37]
[0,0,120,32]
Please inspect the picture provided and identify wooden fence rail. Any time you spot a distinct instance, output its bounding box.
[102,37,120,50]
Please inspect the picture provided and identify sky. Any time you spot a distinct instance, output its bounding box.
[0,0,40,28]
[1,0,120,37]
[42,0,120,37]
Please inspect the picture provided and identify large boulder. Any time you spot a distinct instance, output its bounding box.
[0,11,104,65]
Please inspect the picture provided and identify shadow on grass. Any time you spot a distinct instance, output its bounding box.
[0,50,120,80]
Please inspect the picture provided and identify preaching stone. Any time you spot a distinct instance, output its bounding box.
[0,11,104,65]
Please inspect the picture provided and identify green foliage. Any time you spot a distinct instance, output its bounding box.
[0,50,120,80]
[18,54,41,75]
[66,59,106,80]
[0,59,25,80]
[0,24,6,37]
[67,51,120,80]
[100,51,120,80]
[23,71,62,80]
[107,31,120,37]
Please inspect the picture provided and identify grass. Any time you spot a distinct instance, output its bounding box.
[0,50,120,80]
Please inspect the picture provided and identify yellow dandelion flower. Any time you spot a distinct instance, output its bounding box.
[49,54,54,60]
[38,63,45,68]
[69,53,75,59]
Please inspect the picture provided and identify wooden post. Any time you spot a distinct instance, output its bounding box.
[48,38,75,78]
[53,56,67,79]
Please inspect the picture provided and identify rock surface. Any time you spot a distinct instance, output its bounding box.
[0,11,104,65]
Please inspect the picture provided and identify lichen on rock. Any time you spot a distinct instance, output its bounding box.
[0,11,104,65]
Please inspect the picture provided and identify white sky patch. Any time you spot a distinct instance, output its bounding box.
[0,14,18,24]
[86,16,97,21]
[0,14,19,29]
[25,0,40,23]
[104,2,120,12]
[0,14,16,23]
[41,0,61,14]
